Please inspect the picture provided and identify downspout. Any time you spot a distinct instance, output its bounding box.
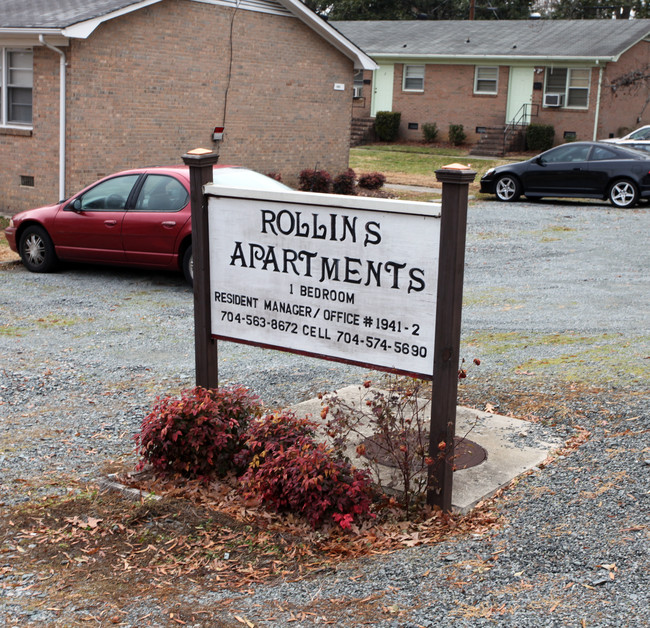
[39,35,66,201]
[593,63,603,141]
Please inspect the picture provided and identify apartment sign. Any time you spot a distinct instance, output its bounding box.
[206,187,440,378]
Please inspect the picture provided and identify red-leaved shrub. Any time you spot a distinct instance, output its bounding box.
[239,412,374,529]
[358,172,386,190]
[332,168,357,195]
[298,169,332,193]
[135,386,262,481]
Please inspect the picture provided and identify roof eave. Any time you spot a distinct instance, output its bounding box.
[62,0,163,39]
[372,53,617,65]
[0,28,68,46]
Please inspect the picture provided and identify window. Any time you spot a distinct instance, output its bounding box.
[542,144,591,163]
[78,175,139,211]
[474,66,498,94]
[353,69,364,98]
[1,48,33,126]
[590,145,618,161]
[403,65,424,91]
[544,67,590,108]
[135,175,189,212]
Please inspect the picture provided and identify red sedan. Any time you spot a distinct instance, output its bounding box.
[5,165,290,284]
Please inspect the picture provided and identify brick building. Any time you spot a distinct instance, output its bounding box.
[0,0,375,212]
[334,19,650,153]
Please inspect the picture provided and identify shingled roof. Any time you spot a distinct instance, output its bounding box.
[332,19,650,61]
[0,0,147,28]
[0,0,375,69]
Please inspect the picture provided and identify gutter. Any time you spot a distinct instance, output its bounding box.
[39,35,66,201]
[593,65,604,141]
[371,54,616,65]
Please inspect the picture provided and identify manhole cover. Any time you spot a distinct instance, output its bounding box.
[359,432,487,471]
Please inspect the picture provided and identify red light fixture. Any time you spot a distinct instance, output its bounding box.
[213,127,224,141]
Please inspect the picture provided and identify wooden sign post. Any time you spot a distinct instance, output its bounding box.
[427,164,476,511]
[182,148,220,389]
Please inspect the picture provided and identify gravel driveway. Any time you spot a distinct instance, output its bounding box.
[1,198,648,626]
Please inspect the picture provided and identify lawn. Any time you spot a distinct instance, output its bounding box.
[349,143,513,197]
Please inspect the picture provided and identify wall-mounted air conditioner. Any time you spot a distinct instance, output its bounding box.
[353,86,363,98]
[543,93,564,107]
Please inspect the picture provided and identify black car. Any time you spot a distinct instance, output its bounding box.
[480,141,650,208]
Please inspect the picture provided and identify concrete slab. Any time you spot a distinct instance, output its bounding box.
[290,385,564,513]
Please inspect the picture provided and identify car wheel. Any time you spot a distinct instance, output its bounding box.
[182,245,193,286]
[19,225,57,273]
[495,175,521,202]
[608,180,638,208]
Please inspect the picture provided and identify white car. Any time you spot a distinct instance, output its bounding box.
[602,125,650,143]
[614,139,650,155]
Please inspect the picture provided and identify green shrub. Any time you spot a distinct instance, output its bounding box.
[448,124,466,146]
[332,168,357,195]
[526,124,555,151]
[298,169,332,193]
[374,111,402,142]
[134,386,262,481]
[422,122,438,143]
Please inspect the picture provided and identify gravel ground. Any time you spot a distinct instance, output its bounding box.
[1,198,648,626]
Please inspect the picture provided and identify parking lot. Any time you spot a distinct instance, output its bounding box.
[1,197,649,626]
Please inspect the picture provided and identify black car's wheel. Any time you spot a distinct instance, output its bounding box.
[495,175,521,202]
[608,179,638,208]
[19,225,58,273]
[182,245,193,286]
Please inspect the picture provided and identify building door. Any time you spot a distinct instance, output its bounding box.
[506,67,535,124]
[371,65,394,117]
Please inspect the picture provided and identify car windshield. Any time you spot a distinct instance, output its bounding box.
[628,127,650,140]
[212,168,291,191]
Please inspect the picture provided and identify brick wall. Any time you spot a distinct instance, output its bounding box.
[599,40,650,138]
[1,0,355,212]
[392,64,510,143]
[364,43,648,148]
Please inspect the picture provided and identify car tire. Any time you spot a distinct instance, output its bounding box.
[182,245,193,287]
[495,175,521,202]
[19,225,58,273]
[608,179,638,208]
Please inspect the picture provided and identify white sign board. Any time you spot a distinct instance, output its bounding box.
[206,187,441,378]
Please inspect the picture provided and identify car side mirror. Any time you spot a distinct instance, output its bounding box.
[66,198,82,212]
[536,156,546,166]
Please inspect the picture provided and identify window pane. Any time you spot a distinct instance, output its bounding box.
[8,51,33,87]
[569,69,590,88]
[80,175,139,210]
[134,175,189,212]
[546,67,566,93]
[8,87,32,123]
[404,65,424,90]
[567,89,588,107]
[475,66,498,93]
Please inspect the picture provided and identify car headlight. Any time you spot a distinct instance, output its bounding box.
[9,218,15,228]
[484,168,495,177]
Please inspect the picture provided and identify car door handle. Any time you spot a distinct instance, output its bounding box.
[104,220,118,227]
[161,221,177,228]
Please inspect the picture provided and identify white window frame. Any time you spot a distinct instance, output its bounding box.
[544,67,590,109]
[474,66,498,95]
[1,47,34,128]
[403,64,425,92]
